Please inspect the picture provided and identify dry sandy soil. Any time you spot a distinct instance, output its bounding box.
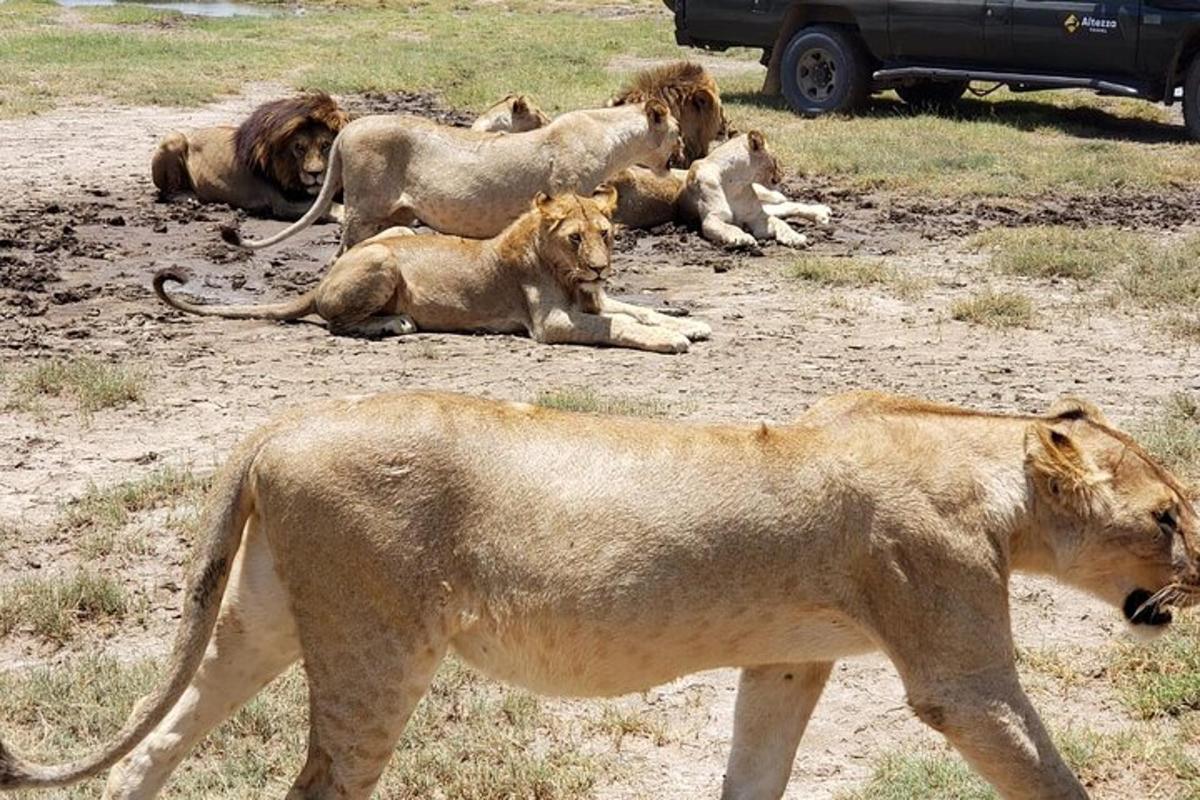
[1,84,1198,798]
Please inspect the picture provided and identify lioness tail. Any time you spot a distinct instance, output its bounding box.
[224,129,344,249]
[154,267,316,321]
[0,437,262,790]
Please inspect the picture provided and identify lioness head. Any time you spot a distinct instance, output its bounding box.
[1024,398,1200,630]
[475,93,552,133]
[234,93,349,196]
[613,61,726,167]
[744,130,784,188]
[640,99,683,171]
[531,186,619,292]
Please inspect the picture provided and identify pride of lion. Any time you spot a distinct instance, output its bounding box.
[1,54,1196,800]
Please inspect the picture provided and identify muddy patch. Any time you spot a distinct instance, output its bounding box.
[344,91,476,127]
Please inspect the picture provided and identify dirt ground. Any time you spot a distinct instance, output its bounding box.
[2,84,1199,798]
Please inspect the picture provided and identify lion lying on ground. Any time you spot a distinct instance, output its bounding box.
[470,93,551,133]
[150,93,348,220]
[1,391,1196,800]
[157,187,709,352]
[611,61,728,165]
[613,131,831,248]
[225,100,680,252]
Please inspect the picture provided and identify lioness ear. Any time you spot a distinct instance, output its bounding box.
[512,96,529,115]
[532,192,553,212]
[645,99,670,128]
[747,130,766,152]
[592,183,619,217]
[1047,397,1109,426]
[691,87,715,110]
[1025,423,1105,512]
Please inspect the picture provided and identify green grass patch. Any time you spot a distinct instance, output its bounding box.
[9,357,145,415]
[971,225,1143,280]
[789,255,893,287]
[1137,392,1200,488]
[0,571,128,642]
[1117,234,1200,309]
[535,388,672,417]
[63,465,206,532]
[0,656,607,799]
[950,290,1035,328]
[843,750,994,800]
[1110,612,1200,718]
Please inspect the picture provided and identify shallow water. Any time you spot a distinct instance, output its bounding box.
[56,0,280,18]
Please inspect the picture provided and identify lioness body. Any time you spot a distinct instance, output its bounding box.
[231,101,679,251]
[614,133,832,247]
[150,93,347,220]
[2,391,1196,800]
[157,190,710,351]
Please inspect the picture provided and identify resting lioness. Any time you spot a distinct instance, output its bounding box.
[613,131,831,248]
[226,100,680,251]
[1,391,1196,800]
[156,187,710,352]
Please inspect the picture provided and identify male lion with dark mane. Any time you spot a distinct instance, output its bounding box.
[150,93,348,220]
[0,391,1195,800]
[611,61,728,165]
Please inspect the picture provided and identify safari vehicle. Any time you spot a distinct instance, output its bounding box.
[667,0,1200,138]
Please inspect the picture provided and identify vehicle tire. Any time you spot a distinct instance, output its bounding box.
[1184,56,1200,140]
[896,80,969,109]
[780,26,872,116]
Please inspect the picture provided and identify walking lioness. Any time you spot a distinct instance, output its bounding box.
[1,391,1197,800]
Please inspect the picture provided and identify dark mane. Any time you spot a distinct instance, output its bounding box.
[613,61,717,104]
[233,92,348,179]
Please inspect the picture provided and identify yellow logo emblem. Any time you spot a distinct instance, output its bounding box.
[1064,13,1080,32]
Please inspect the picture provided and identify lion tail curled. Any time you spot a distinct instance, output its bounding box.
[0,436,262,790]
[153,267,316,321]
[222,130,344,250]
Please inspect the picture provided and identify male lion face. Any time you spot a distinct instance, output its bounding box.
[533,186,618,291]
[277,125,336,196]
[1026,400,1200,631]
[677,86,725,166]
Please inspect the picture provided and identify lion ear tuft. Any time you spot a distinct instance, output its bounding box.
[512,96,529,115]
[691,87,715,110]
[1024,423,1105,512]
[747,130,766,152]
[592,183,619,217]
[644,99,670,128]
[1046,397,1109,426]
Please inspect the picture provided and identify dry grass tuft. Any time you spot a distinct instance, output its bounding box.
[950,290,1035,328]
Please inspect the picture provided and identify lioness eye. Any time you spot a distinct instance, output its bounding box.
[1154,508,1177,537]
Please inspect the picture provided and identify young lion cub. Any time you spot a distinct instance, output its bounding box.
[156,188,710,353]
[470,94,551,133]
[613,131,832,248]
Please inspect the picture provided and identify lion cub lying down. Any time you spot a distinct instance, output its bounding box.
[613,131,832,248]
[156,187,710,353]
[150,93,348,220]
[2,391,1196,800]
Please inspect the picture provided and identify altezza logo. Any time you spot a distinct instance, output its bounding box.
[1081,15,1118,29]
[1064,12,1080,32]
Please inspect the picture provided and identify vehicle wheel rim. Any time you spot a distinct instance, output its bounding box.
[796,48,838,102]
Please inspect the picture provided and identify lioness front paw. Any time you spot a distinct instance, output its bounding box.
[812,204,833,226]
[646,330,691,354]
[775,228,809,248]
[720,230,757,249]
[676,320,712,341]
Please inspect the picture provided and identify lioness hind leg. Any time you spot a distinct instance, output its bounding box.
[286,602,448,799]
[104,519,300,800]
[334,314,418,339]
[721,662,833,800]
